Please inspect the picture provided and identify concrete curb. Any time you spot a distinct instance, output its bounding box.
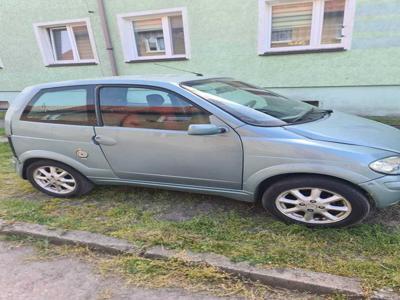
[372,289,400,300]
[0,220,140,255]
[144,246,364,297]
[0,219,391,298]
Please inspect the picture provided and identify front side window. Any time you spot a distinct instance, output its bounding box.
[182,79,330,126]
[99,86,210,130]
[118,8,189,61]
[34,19,97,65]
[21,87,96,125]
[259,0,355,53]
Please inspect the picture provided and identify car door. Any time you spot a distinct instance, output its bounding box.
[94,85,243,190]
[12,85,113,178]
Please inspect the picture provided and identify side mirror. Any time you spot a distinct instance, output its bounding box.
[188,124,226,136]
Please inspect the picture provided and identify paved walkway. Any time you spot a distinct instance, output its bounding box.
[0,239,318,300]
[0,240,227,300]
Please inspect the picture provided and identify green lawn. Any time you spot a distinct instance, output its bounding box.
[0,143,399,295]
[366,116,400,126]
[0,110,5,137]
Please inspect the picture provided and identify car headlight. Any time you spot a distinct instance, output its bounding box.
[369,156,400,175]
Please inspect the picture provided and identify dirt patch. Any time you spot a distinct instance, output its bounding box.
[366,203,400,229]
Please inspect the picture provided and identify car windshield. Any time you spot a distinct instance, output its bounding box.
[181,78,329,126]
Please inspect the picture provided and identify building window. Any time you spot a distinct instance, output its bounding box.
[33,19,98,66]
[117,8,190,62]
[258,0,356,54]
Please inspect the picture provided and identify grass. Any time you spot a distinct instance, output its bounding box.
[0,141,400,295]
[366,116,400,126]
[0,110,5,137]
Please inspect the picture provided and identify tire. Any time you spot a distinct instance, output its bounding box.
[26,160,94,198]
[261,176,371,228]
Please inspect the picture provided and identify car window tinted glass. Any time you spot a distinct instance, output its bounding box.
[21,87,95,125]
[99,87,210,130]
[182,79,319,126]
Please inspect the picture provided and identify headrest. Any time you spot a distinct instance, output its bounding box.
[100,88,127,106]
[146,94,165,107]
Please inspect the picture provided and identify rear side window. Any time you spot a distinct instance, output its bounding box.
[21,86,96,125]
[99,86,210,130]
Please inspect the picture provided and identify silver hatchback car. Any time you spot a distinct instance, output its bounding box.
[5,75,400,228]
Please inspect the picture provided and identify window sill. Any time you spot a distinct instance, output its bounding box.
[126,57,188,63]
[260,47,346,56]
[45,62,98,67]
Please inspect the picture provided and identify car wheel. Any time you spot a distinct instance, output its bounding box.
[27,160,94,198]
[261,176,371,228]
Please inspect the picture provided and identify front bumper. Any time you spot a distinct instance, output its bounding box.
[360,176,400,208]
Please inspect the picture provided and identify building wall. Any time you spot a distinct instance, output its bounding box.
[0,0,399,115]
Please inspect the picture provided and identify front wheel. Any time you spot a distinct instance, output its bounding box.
[262,176,371,228]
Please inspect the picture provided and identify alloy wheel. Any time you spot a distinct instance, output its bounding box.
[33,166,77,195]
[275,188,352,224]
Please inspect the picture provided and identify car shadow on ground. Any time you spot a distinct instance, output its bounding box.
[80,185,400,229]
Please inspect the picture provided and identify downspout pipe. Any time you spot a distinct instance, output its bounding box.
[97,0,118,76]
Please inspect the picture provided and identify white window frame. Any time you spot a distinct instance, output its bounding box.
[258,0,356,54]
[145,35,166,53]
[33,18,99,66]
[117,7,191,62]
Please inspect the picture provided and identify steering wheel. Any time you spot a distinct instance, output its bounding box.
[244,100,257,108]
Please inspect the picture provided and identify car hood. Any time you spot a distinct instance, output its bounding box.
[285,111,400,153]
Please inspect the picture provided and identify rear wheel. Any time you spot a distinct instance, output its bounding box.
[27,160,94,198]
[262,176,371,228]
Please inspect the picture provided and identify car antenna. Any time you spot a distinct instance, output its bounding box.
[153,63,204,77]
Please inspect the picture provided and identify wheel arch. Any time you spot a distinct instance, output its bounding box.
[22,157,88,181]
[19,150,95,180]
[254,173,375,208]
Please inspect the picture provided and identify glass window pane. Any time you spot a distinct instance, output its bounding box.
[21,88,95,125]
[133,18,166,56]
[170,15,186,55]
[73,25,94,59]
[182,79,315,126]
[52,28,74,60]
[321,0,345,44]
[100,87,210,130]
[271,2,313,48]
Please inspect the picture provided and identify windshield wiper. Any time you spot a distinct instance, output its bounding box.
[289,108,333,123]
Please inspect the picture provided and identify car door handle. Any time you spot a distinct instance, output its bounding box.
[93,135,117,146]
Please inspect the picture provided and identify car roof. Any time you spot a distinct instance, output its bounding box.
[27,74,224,90]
